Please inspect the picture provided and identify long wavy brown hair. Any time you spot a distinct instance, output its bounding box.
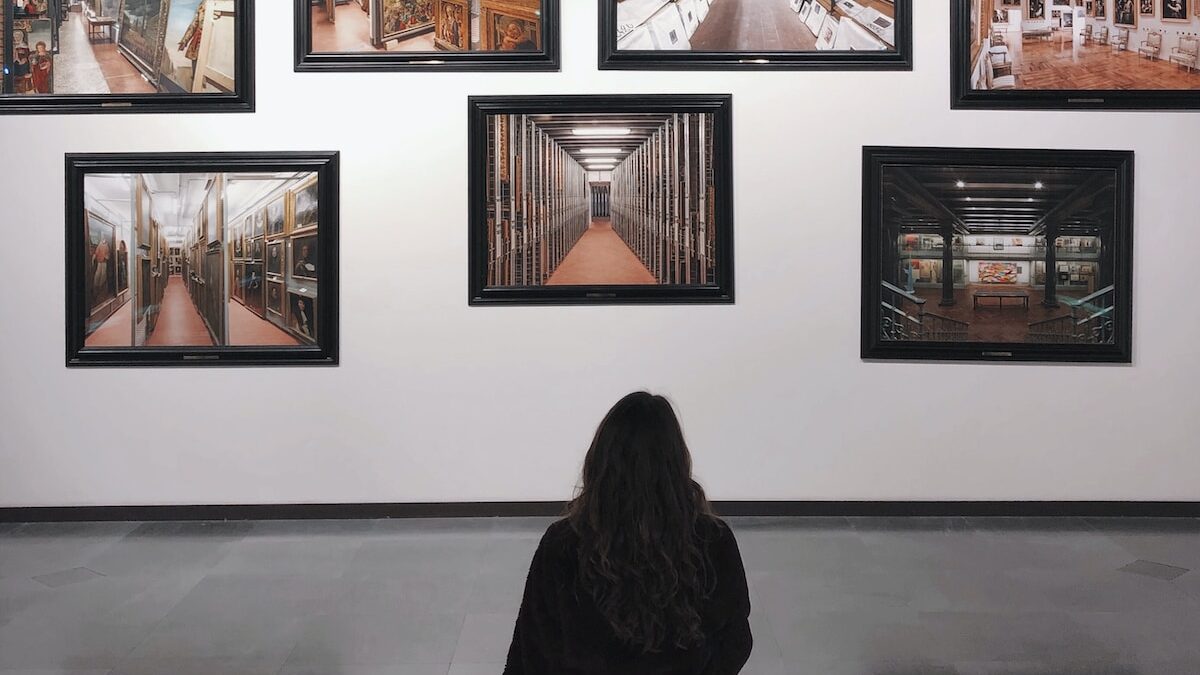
[566,391,718,653]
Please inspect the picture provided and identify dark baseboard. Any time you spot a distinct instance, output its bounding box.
[1,500,1197,522]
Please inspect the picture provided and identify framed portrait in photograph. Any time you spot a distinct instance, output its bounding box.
[266,197,285,237]
[952,0,1200,109]
[1028,0,1047,19]
[600,0,912,70]
[434,0,470,51]
[266,240,283,276]
[292,177,319,233]
[66,151,339,367]
[252,209,265,238]
[1140,0,1155,15]
[468,94,734,305]
[288,291,317,342]
[1162,0,1189,20]
[861,146,1133,363]
[291,233,318,281]
[294,0,559,71]
[1,0,252,114]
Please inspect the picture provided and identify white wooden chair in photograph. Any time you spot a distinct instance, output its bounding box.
[1138,31,1163,60]
[1080,23,1094,45]
[1096,25,1110,45]
[986,58,1016,90]
[1110,27,1129,52]
[1170,36,1200,72]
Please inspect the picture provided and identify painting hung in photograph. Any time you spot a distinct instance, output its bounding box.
[293,178,319,232]
[953,0,1200,109]
[66,152,340,366]
[295,0,558,70]
[861,146,1133,363]
[600,0,913,69]
[266,197,285,237]
[1140,0,1155,15]
[1,0,250,113]
[1162,0,1189,20]
[434,0,469,51]
[468,95,734,305]
[1028,0,1047,19]
[289,292,316,340]
[291,234,318,281]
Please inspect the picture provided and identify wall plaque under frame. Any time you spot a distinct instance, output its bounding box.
[66,151,339,367]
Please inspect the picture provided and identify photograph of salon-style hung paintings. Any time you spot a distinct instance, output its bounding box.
[66,152,340,367]
[600,0,913,69]
[953,0,1200,109]
[295,0,560,70]
[0,0,249,114]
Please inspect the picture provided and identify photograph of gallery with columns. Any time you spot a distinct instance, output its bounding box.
[865,148,1132,358]
[465,96,729,302]
[1,0,238,98]
[614,0,898,52]
[967,0,1200,93]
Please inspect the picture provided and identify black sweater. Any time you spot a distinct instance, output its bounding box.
[503,517,753,675]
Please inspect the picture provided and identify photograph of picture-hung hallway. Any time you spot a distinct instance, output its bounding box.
[1,0,239,98]
[468,95,734,304]
[306,0,543,54]
[861,147,1133,363]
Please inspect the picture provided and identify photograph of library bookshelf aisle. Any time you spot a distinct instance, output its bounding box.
[83,172,320,348]
[2,0,236,96]
[616,0,896,51]
[484,112,717,287]
[973,0,1200,91]
[878,164,1119,344]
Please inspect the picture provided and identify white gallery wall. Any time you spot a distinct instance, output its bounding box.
[1,1,1198,508]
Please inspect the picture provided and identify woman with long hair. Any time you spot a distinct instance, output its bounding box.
[504,392,752,674]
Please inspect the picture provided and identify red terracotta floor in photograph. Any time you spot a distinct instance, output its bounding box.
[79,14,155,95]
[546,218,657,286]
[146,276,214,347]
[229,301,300,346]
[84,299,132,347]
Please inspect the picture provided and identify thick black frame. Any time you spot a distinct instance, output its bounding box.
[468,94,735,306]
[294,0,560,72]
[66,151,340,367]
[860,146,1134,363]
[598,0,913,71]
[1,0,254,115]
[951,0,1200,110]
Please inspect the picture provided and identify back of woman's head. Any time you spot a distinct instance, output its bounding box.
[566,391,717,653]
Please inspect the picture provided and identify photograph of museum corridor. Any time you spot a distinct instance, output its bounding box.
[484,112,719,288]
[878,163,1120,344]
[82,171,321,349]
[972,0,1200,91]
[615,0,896,52]
[309,0,542,54]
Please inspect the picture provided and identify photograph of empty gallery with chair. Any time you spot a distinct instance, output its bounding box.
[961,0,1200,105]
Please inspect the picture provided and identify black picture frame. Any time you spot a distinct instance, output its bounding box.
[951,0,1200,110]
[598,0,913,71]
[468,94,734,305]
[861,146,1134,364]
[1,0,254,115]
[294,0,560,72]
[65,151,339,367]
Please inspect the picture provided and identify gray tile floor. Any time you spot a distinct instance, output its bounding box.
[1,516,1198,674]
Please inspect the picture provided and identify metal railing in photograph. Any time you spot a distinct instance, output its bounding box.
[1027,285,1116,344]
[880,281,969,342]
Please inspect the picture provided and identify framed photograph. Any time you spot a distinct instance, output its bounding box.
[294,0,559,72]
[291,233,318,281]
[468,94,734,305]
[66,151,339,367]
[952,0,1200,109]
[599,0,912,70]
[1,0,251,114]
[861,146,1133,363]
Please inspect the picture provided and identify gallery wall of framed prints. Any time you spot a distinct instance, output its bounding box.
[66,152,339,367]
[1,0,252,113]
[294,0,560,71]
[7,0,1200,508]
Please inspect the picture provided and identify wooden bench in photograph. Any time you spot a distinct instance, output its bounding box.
[973,290,1030,310]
